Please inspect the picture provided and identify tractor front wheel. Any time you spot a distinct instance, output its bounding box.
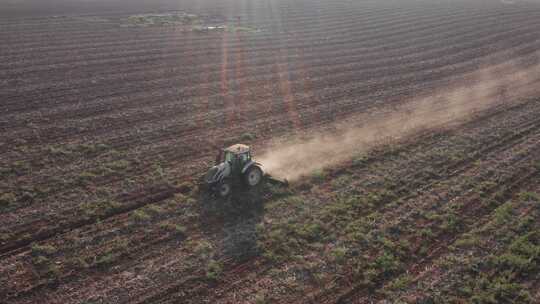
[217,180,232,197]
[244,166,263,187]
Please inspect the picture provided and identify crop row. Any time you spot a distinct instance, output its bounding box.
[4,38,540,154]
[0,1,473,45]
[2,66,539,252]
[0,4,505,67]
[5,89,532,302]
[3,8,537,107]
[133,99,540,304]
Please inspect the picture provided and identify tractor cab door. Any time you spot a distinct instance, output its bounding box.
[224,151,234,164]
[224,151,241,175]
[238,152,250,167]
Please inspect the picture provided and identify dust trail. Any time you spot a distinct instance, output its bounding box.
[258,61,540,181]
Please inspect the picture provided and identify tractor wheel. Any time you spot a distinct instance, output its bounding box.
[217,180,232,197]
[244,166,263,187]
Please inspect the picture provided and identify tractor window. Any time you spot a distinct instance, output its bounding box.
[239,153,249,163]
[224,151,234,162]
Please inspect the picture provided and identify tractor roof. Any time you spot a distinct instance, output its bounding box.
[224,144,250,154]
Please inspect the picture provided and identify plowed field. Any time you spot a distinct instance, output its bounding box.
[1,0,540,303]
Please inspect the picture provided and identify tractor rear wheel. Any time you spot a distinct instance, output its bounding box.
[217,180,232,197]
[244,166,263,187]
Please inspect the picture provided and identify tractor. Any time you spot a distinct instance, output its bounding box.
[202,144,286,197]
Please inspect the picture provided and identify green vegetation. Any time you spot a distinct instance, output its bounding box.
[254,293,269,304]
[31,243,58,256]
[399,193,540,303]
[495,231,540,274]
[104,159,130,172]
[81,200,121,219]
[2,160,31,176]
[206,259,223,281]
[47,145,72,157]
[132,209,151,223]
[193,240,214,260]
[386,273,412,292]
[46,143,110,157]
[159,222,187,236]
[373,252,401,277]
[470,276,532,304]
[494,202,514,224]
[77,171,97,184]
[30,243,61,280]
[252,120,540,302]
[147,204,165,216]
[0,232,13,243]
[124,12,200,27]
[32,255,50,266]
[330,246,348,264]
[192,24,260,33]
[519,191,540,202]
[311,169,326,183]
[95,239,129,269]
[454,233,481,249]
[96,252,115,268]
[0,192,16,209]
[226,25,260,33]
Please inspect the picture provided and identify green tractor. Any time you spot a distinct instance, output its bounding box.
[203,144,286,197]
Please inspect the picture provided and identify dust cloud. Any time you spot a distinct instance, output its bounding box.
[258,61,540,181]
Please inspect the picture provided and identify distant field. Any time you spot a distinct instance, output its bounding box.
[1,0,540,303]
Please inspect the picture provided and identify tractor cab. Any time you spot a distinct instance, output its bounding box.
[219,144,252,172]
